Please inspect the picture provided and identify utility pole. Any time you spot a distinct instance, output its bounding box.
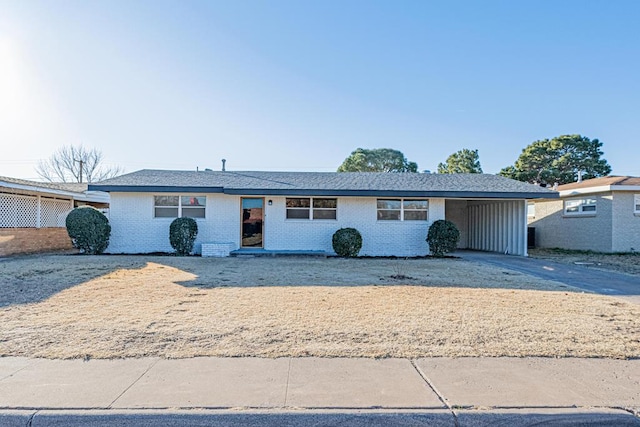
[74,159,84,183]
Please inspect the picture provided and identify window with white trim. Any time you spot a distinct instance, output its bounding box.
[377,199,428,221]
[286,198,337,220]
[635,194,640,213]
[154,195,206,218]
[564,198,596,215]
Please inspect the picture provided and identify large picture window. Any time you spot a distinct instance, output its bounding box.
[154,195,206,218]
[564,198,596,215]
[377,199,428,221]
[286,198,337,220]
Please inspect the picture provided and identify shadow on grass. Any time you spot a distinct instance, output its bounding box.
[0,251,613,308]
[0,254,148,307]
[161,254,582,293]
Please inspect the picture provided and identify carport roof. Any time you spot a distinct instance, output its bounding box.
[89,170,558,199]
[0,175,109,203]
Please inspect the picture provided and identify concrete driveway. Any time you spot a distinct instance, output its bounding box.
[459,250,640,304]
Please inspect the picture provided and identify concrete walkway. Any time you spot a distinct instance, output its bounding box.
[0,357,638,426]
[459,250,640,304]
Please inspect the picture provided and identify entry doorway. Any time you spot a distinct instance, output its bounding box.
[241,198,264,248]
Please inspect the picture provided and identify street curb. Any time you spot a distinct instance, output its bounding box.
[0,408,638,427]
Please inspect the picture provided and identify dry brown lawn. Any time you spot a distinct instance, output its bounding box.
[529,248,640,276]
[0,255,638,359]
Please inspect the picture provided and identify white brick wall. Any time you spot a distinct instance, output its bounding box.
[107,193,240,254]
[106,193,445,256]
[264,197,444,256]
[202,242,235,257]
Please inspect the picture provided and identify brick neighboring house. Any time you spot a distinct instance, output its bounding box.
[528,176,640,252]
[0,176,110,256]
[89,170,556,257]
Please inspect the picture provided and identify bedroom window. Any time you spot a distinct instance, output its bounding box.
[564,198,596,215]
[635,194,640,213]
[286,198,337,220]
[377,199,428,221]
[154,195,206,218]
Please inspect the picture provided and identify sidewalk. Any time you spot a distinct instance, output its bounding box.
[0,357,638,426]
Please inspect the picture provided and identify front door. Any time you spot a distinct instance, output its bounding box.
[241,198,264,248]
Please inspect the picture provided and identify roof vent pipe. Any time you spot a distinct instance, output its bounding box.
[222,159,226,172]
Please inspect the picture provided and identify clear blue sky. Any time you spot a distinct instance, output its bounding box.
[1,0,639,180]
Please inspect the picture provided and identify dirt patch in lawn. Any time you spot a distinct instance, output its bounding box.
[529,248,640,276]
[0,255,638,359]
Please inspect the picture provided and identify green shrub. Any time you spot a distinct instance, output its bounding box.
[65,206,111,255]
[332,227,363,257]
[169,217,198,256]
[427,220,460,257]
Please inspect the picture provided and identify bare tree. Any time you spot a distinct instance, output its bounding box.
[36,145,124,183]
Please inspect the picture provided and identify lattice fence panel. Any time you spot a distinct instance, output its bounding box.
[41,197,73,227]
[0,193,38,228]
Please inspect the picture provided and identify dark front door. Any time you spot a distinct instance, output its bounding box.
[241,198,264,248]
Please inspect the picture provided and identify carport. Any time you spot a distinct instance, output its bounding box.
[445,199,529,256]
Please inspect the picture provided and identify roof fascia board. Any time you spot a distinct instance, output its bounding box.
[610,185,640,192]
[89,185,557,199]
[87,185,225,193]
[74,191,111,203]
[559,185,612,197]
[0,181,80,199]
[223,188,558,199]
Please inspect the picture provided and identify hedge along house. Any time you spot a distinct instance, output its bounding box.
[0,176,110,256]
[528,176,640,253]
[89,170,557,257]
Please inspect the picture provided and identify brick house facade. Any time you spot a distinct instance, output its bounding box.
[528,176,640,252]
[91,170,555,257]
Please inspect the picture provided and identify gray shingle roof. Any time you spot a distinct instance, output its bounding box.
[89,170,557,199]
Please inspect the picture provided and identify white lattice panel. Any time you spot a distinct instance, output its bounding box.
[41,197,72,227]
[0,193,38,228]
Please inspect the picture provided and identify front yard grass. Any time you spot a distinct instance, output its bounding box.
[0,255,638,359]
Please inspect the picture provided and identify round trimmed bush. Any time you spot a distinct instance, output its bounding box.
[332,227,363,257]
[169,217,198,256]
[65,206,111,255]
[427,220,460,257]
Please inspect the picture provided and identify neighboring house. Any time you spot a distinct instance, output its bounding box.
[0,176,110,256]
[89,170,556,257]
[528,176,640,252]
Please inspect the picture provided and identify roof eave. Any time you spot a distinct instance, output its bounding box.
[226,188,557,198]
[91,185,556,199]
[88,185,225,193]
[1,180,86,199]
